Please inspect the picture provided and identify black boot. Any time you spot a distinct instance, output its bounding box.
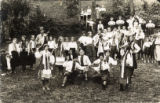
[120,84,124,91]
[102,84,106,90]
[125,84,129,90]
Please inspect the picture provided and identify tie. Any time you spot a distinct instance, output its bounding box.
[45,54,48,69]
[71,61,76,72]
[100,61,102,71]
[81,55,84,66]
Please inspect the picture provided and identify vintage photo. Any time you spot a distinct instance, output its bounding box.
[0,0,160,103]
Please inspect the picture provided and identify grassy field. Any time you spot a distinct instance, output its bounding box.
[0,60,160,103]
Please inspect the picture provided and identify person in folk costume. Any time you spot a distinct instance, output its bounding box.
[56,36,64,57]
[93,30,103,58]
[78,31,87,51]
[95,5,101,20]
[85,31,95,62]
[149,35,156,63]
[135,28,145,60]
[142,37,152,63]
[35,28,48,50]
[69,37,78,59]
[110,35,119,59]
[80,8,85,22]
[146,20,155,36]
[48,36,57,56]
[108,17,116,30]
[8,38,20,73]
[62,37,70,57]
[119,35,129,59]
[91,52,117,90]
[97,20,104,32]
[126,15,134,29]
[128,36,141,77]
[154,32,160,67]
[97,32,105,57]
[87,18,95,32]
[62,54,87,87]
[80,8,85,30]
[119,44,135,91]
[38,44,55,91]
[78,49,91,81]
[19,35,29,72]
[27,35,36,70]
[120,26,128,36]
[116,16,125,28]
[0,49,8,75]
[87,6,92,20]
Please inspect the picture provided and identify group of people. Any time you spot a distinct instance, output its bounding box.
[1,14,160,92]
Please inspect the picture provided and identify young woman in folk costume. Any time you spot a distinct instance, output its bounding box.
[27,35,36,70]
[108,17,116,30]
[110,35,119,59]
[116,16,125,28]
[62,37,70,57]
[48,36,57,56]
[8,38,20,73]
[19,35,29,72]
[38,45,55,91]
[119,36,140,91]
[146,20,155,36]
[69,37,78,59]
[154,32,160,67]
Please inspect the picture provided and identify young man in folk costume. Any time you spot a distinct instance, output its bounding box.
[93,30,104,57]
[78,49,91,81]
[35,28,48,50]
[62,54,87,87]
[8,38,20,73]
[19,35,29,72]
[78,31,87,52]
[135,29,145,60]
[56,36,64,57]
[69,37,78,59]
[84,31,96,62]
[91,52,117,90]
[28,35,36,70]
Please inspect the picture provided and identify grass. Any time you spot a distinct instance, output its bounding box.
[0,60,160,103]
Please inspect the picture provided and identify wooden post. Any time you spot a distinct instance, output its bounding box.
[92,0,96,20]
[129,0,134,15]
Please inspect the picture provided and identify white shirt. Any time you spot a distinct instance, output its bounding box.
[146,23,155,28]
[8,43,20,55]
[116,20,125,25]
[36,34,47,45]
[48,40,57,49]
[63,61,85,72]
[97,24,104,31]
[78,55,91,66]
[69,42,78,50]
[108,21,116,26]
[87,20,94,26]
[135,31,145,40]
[93,57,117,72]
[143,42,152,49]
[85,36,93,46]
[78,36,87,45]
[87,8,92,15]
[62,42,70,50]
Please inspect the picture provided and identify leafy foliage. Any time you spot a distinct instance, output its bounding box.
[66,0,79,17]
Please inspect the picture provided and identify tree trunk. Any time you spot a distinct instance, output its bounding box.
[92,0,96,20]
[129,0,135,15]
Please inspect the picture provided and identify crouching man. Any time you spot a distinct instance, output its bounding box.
[62,54,87,87]
[91,52,117,90]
